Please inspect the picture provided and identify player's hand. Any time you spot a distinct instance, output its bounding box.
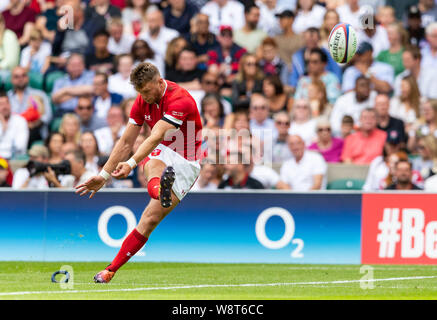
[111,162,132,179]
[75,175,106,199]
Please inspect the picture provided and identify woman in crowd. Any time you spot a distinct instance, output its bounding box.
[408,99,437,151]
[58,113,80,145]
[411,134,437,180]
[79,131,101,175]
[390,75,420,128]
[289,99,317,146]
[131,39,164,76]
[200,93,226,129]
[164,36,189,77]
[45,132,66,164]
[376,22,408,76]
[122,0,149,37]
[307,78,332,118]
[231,53,264,107]
[308,117,343,163]
[262,75,291,115]
[319,9,340,49]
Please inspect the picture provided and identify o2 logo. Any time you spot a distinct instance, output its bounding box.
[255,207,304,258]
[97,206,145,256]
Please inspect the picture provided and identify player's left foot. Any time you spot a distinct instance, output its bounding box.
[93,269,115,283]
[160,166,175,208]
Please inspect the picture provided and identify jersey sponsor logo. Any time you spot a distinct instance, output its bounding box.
[151,149,162,157]
[172,111,185,117]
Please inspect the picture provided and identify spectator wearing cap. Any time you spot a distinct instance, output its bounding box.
[308,118,344,163]
[406,5,427,48]
[342,108,387,165]
[185,13,218,68]
[342,42,395,94]
[12,145,50,189]
[163,0,199,36]
[374,93,407,147]
[207,25,247,84]
[7,66,52,146]
[233,4,267,54]
[277,135,327,191]
[200,0,245,36]
[385,159,422,190]
[292,0,326,35]
[139,6,179,60]
[294,48,341,104]
[274,9,304,67]
[331,76,377,137]
[289,28,342,90]
[0,90,29,159]
[51,53,95,116]
[0,157,12,187]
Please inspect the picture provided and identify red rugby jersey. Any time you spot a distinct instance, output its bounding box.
[129,80,203,161]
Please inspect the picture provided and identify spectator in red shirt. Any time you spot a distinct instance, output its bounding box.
[2,0,36,45]
[341,108,387,164]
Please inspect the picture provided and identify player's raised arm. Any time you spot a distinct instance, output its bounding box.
[111,119,177,179]
[75,122,141,198]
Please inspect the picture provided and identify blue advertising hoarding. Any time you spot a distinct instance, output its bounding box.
[0,190,362,264]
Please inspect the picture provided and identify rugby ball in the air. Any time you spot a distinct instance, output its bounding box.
[328,23,358,64]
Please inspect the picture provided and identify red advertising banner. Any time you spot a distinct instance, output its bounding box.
[362,194,437,264]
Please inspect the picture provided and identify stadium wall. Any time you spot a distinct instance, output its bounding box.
[0,190,436,265]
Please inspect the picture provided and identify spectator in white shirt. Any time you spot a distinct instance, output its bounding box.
[139,6,179,60]
[331,76,377,136]
[277,135,327,191]
[0,90,29,159]
[108,54,137,99]
[293,0,326,34]
[390,75,420,127]
[20,28,51,74]
[249,93,276,142]
[357,21,389,58]
[421,22,437,73]
[289,99,317,146]
[336,0,363,31]
[200,0,245,35]
[256,0,281,36]
[107,17,135,55]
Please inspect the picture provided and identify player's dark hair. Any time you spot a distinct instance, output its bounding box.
[130,62,160,90]
[356,75,371,85]
[0,88,7,98]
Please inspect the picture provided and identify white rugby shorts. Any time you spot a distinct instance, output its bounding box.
[145,144,201,200]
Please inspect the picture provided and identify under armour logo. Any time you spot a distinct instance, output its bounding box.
[144,115,151,121]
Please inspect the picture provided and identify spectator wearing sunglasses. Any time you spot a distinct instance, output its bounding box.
[308,118,344,163]
[272,111,293,164]
[74,96,106,133]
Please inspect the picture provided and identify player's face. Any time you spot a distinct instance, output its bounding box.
[137,78,164,104]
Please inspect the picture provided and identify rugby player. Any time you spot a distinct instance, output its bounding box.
[75,63,203,283]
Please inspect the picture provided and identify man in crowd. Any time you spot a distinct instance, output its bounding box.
[200,0,245,35]
[249,93,276,141]
[277,135,327,191]
[341,108,387,164]
[272,111,292,164]
[51,53,95,116]
[107,18,135,55]
[163,0,199,36]
[75,96,106,132]
[218,151,264,189]
[233,4,267,53]
[385,160,422,190]
[274,10,303,67]
[92,72,123,121]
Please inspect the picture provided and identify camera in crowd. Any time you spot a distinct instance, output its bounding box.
[26,160,71,177]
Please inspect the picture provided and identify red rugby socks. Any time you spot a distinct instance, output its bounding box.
[147,177,161,200]
[106,228,148,272]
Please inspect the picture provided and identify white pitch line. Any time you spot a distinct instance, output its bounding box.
[0,275,436,297]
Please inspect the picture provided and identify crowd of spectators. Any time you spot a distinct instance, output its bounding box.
[1,0,437,192]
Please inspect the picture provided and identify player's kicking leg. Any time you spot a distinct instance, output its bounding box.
[94,160,179,283]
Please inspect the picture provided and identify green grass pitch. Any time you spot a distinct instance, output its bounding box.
[0,262,437,299]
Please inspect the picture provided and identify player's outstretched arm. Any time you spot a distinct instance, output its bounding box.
[75,123,142,198]
[111,120,177,179]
